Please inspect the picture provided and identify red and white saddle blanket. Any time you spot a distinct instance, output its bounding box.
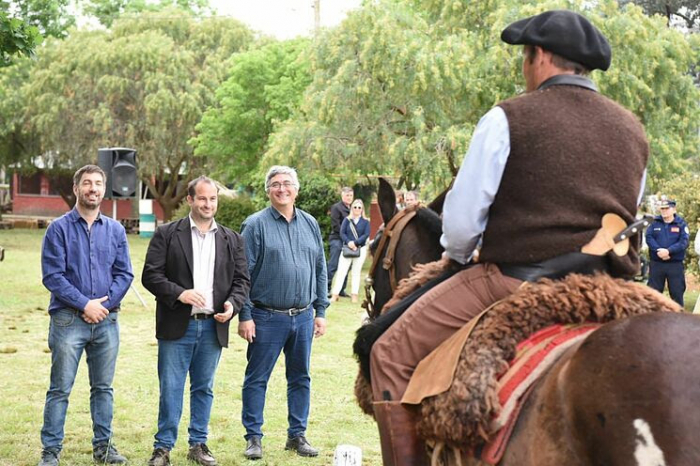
[479,323,600,464]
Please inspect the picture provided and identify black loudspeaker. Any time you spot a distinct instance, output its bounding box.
[97,148,138,199]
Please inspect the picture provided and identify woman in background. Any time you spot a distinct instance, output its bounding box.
[330,199,370,303]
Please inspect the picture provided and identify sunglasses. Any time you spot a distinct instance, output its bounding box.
[352,206,362,209]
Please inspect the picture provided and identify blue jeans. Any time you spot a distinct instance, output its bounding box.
[154,318,222,450]
[242,307,314,439]
[41,309,120,451]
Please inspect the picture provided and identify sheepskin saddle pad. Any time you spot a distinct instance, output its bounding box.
[479,322,600,464]
[411,273,680,450]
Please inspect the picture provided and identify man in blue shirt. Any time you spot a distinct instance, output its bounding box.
[646,199,689,306]
[238,165,329,460]
[39,165,133,466]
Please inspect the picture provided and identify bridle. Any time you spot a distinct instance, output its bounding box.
[361,205,418,320]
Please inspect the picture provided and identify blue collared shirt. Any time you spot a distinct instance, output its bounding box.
[42,208,134,314]
[240,206,329,321]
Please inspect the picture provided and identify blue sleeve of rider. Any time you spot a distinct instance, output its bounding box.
[440,107,510,264]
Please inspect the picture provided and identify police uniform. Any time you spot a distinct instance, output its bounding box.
[646,201,689,306]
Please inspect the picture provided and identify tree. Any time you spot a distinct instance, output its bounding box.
[0,0,74,65]
[619,0,700,29]
[191,38,313,185]
[264,0,700,196]
[82,0,213,28]
[23,8,254,219]
[0,12,40,65]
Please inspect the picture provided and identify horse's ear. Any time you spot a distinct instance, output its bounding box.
[378,177,398,224]
[426,178,454,216]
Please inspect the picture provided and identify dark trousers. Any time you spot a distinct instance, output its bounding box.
[327,237,347,292]
[648,260,686,306]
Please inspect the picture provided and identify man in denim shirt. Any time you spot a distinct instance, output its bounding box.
[39,165,133,466]
[238,165,329,460]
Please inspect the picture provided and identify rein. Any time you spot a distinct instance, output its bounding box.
[362,206,418,319]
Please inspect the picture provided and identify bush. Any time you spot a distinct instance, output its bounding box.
[172,195,258,232]
[295,173,339,242]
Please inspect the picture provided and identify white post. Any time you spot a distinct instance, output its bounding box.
[333,445,362,466]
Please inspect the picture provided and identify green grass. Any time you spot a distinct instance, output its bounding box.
[0,229,380,466]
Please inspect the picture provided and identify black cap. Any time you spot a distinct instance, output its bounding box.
[501,10,611,71]
[658,199,676,208]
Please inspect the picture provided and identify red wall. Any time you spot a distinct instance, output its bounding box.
[11,172,166,221]
[13,194,70,217]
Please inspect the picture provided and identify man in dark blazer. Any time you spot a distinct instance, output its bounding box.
[142,176,250,466]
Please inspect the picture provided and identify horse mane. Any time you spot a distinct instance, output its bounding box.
[414,205,442,238]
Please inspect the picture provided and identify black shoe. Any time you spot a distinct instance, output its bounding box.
[93,443,127,464]
[244,436,262,460]
[38,449,60,466]
[285,435,318,457]
[187,443,217,466]
[147,448,170,466]
[339,291,350,298]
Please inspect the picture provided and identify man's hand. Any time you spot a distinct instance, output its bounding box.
[348,241,357,250]
[238,320,256,343]
[178,289,206,308]
[657,248,671,260]
[83,296,109,323]
[214,301,234,323]
[314,317,327,338]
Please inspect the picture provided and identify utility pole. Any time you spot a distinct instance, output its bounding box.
[313,0,320,33]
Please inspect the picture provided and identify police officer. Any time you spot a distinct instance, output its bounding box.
[646,199,689,306]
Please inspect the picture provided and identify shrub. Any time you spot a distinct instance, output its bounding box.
[296,173,339,242]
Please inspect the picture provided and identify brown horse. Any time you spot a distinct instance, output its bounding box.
[364,178,445,318]
[360,181,700,466]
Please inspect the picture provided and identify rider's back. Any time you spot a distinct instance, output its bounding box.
[480,85,648,278]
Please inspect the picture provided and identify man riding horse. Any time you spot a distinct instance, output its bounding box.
[369,10,648,465]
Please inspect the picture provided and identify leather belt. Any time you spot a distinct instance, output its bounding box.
[254,303,310,316]
[191,313,214,320]
[498,252,609,283]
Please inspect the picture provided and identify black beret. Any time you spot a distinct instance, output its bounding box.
[501,10,611,71]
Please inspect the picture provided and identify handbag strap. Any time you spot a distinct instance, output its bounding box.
[348,220,359,240]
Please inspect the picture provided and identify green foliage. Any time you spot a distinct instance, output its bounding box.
[265,0,700,196]
[192,38,313,185]
[597,1,700,188]
[0,58,38,165]
[295,172,339,242]
[20,8,254,220]
[0,11,40,65]
[2,0,74,37]
[656,173,700,277]
[83,0,213,27]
